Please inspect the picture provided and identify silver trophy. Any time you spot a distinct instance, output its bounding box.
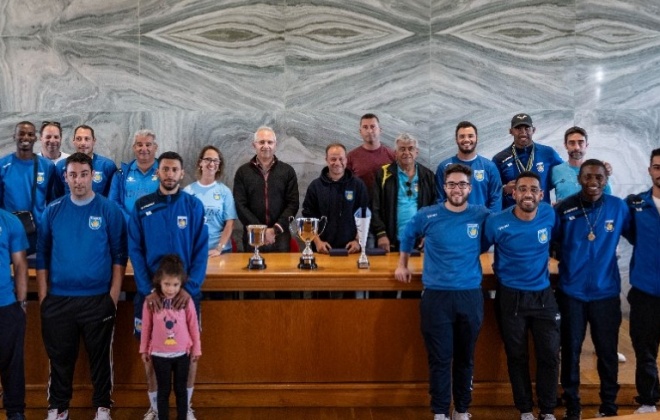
[355,207,371,269]
[289,216,327,269]
[246,224,267,270]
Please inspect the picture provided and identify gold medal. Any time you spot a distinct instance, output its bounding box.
[588,232,596,241]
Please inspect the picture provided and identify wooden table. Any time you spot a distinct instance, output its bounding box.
[26,252,620,409]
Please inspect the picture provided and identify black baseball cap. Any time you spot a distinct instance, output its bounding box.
[511,113,533,128]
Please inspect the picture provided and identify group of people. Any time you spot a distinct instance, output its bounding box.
[0,113,656,420]
[394,115,660,420]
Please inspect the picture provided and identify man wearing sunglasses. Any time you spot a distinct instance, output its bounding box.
[371,133,437,253]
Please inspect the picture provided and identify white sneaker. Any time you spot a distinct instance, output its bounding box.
[94,407,112,420]
[539,415,556,420]
[143,408,157,420]
[433,415,448,420]
[45,409,69,420]
[634,405,657,414]
[187,408,197,420]
[618,352,626,362]
[452,410,472,419]
[521,413,536,420]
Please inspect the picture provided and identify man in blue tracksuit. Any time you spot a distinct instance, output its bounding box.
[395,164,489,420]
[626,148,660,414]
[37,152,127,420]
[109,129,159,222]
[129,151,208,420]
[0,208,29,420]
[52,125,117,198]
[483,171,559,420]
[554,159,631,419]
[436,121,502,211]
[492,113,563,209]
[0,121,56,254]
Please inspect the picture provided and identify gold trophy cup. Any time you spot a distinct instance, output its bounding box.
[289,216,327,269]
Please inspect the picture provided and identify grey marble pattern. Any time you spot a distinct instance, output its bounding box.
[1,0,660,309]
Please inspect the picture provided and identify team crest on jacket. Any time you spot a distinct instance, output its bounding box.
[151,174,158,181]
[37,172,45,184]
[177,216,188,229]
[536,162,545,173]
[474,170,484,182]
[605,220,614,232]
[345,190,354,201]
[93,172,103,183]
[89,216,102,230]
[467,224,479,238]
[213,192,221,200]
[537,228,548,244]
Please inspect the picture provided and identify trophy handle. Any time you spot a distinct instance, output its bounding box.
[317,216,328,238]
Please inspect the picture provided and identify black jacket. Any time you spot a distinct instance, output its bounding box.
[302,167,369,249]
[233,155,299,252]
[370,162,437,251]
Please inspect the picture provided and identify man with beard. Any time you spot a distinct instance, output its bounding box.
[302,143,368,253]
[129,151,208,420]
[233,126,299,252]
[38,121,69,164]
[551,126,612,202]
[554,159,631,419]
[626,148,660,414]
[0,121,56,254]
[484,171,560,420]
[436,121,502,211]
[371,133,437,253]
[492,113,563,208]
[395,164,489,420]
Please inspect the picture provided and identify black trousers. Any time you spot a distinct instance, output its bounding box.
[628,287,660,406]
[0,302,26,417]
[497,285,560,415]
[556,289,621,415]
[152,354,190,420]
[41,294,116,411]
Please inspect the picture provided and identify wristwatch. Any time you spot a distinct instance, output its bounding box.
[20,300,27,309]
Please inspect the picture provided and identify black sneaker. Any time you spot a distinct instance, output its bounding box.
[8,414,26,420]
[563,411,580,420]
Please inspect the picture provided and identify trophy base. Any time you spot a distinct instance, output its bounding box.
[357,260,370,269]
[247,258,267,270]
[298,256,318,270]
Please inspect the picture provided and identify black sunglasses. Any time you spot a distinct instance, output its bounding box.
[41,121,61,128]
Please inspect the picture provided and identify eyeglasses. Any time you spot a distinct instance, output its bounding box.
[445,182,470,190]
[202,158,221,165]
[405,181,413,197]
[516,186,540,194]
[41,121,61,128]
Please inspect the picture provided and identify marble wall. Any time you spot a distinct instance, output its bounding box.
[1,0,658,295]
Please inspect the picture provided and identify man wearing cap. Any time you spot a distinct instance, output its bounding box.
[492,113,562,208]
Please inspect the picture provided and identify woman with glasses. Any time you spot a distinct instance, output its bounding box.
[183,146,237,256]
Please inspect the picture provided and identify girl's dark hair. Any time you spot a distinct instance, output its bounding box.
[152,254,188,292]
